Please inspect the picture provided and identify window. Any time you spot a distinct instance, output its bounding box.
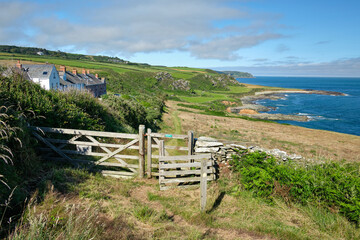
[43,71,48,75]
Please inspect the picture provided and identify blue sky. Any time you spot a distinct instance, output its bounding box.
[1,0,359,76]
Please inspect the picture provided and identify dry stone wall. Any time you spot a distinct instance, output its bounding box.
[194,136,304,166]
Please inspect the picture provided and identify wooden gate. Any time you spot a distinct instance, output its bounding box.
[146,128,194,178]
[31,125,146,178]
[158,151,216,190]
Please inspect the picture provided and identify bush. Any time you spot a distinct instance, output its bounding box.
[230,151,360,224]
[0,71,128,132]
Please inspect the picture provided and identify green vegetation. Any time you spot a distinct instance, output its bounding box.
[0,45,249,123]
[220,70,254,78]
[0,70,162,237]
[230,150,360,225]
[0,72,127,132]
[0,45,127,64]
[5,165,359,240]
[2,46,359,239]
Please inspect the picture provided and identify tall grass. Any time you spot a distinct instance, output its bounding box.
[8,188,105,240]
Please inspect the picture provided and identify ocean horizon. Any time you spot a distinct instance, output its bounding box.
[236,76,360,136]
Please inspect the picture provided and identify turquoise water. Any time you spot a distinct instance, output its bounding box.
[237,76,360,136]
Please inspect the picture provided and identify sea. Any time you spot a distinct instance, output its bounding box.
[236,76,360,136]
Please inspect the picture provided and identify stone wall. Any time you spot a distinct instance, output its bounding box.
[194,136,304,167]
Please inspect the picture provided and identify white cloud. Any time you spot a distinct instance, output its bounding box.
[0,1,35,42]
[0,0,284,60]
[215,57,360,77]
[189,33,283,60]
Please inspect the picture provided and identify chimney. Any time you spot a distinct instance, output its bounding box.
[95,74,98,78]
[16,60,22,69]
[72,69,77,75]
[60,65,66,72]
[82,69,86,75]
[87,70,90,74]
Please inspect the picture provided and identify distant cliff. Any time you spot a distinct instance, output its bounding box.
[221,71,254,78]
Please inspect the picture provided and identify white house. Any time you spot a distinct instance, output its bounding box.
[14,61,106,97]
[16,61,60,90]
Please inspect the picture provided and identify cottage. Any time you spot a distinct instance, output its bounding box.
[58,66,106,97]
[16,61,60,90]
[14,61,106,97]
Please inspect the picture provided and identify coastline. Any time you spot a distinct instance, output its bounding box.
[227,89,347,122]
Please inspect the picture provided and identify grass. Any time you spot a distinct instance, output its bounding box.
[178,87,254,104]
[2,48,360,239]
[4,161,360,240]
[0,53,219,80]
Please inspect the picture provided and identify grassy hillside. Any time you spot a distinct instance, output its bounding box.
[0,45,264,123]
[1,46,360,239]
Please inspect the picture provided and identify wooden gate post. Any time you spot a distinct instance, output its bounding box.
[159,140,165,157]
[200,157,208,212]
[188,130,194,155]
[159,140,165,190]
[139,125,145,178]
[147,128,152,178]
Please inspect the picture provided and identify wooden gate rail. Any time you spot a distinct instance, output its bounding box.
[31,125,146,178]
[146,128,194,178]
[158,153,215,190]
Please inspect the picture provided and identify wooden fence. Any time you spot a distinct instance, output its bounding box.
[31,125,218,190]
[158,141,216,190]
[146,128,194,178]
[31,125,146,179]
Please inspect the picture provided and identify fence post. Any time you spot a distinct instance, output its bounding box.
[138,125,145,178]
[159,140,165,157]
[200,157,208,212]
[147,128,152,178]
[188,130,194,155]
[159,140,165,190]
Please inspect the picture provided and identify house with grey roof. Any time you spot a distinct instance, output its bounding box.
[15,61,106,97]
[16,61,60,90]
[59,66,106,97]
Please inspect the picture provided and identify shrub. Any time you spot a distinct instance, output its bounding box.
[0,71,129,132]
[230,151,360,224]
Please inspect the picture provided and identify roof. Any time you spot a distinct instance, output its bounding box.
[78,73,103,85]
[59,78,72,86]
[4,67,31,80]
[21,64,55,80]
[62,71,84,85]
[60,71,104,86]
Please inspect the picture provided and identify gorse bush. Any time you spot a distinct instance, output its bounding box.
[230,151,360,224]
[102,94,157,130]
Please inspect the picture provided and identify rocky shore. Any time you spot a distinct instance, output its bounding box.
[227,89,346,122]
